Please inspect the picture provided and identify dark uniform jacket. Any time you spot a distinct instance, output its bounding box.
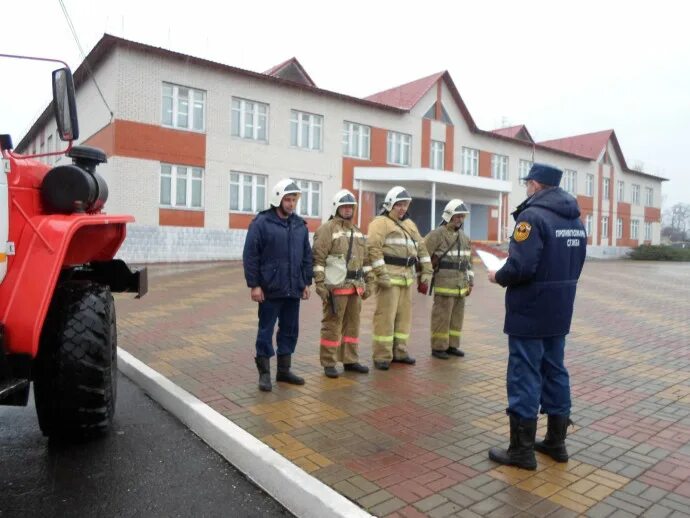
[495,187,586,337]
[243,208,313,299]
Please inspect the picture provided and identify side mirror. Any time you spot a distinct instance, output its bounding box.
[52,67,79,141]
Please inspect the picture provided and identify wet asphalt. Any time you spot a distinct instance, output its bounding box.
[0,373,292,518]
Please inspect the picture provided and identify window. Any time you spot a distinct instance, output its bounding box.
[644,221,652,241]
[563,169,577,195]
[585,215,593,236]
[519,159,533,180]
[342,122,371,159]
[603,178,610,200]
[290,110,322,150]
[631,184,641,205]
[616,218,623,239]
[231,98,268,141]
[586,174,594,196]
[387,131,411,166]
[602,216,609,239]
[461,147,479,176]
[295,179,321,217]
[617,180,625,202]
[645,187,653,206]
[230,172,267,212]
[492,154,509,180]
[162,83,205,131]
[631,219,639,240]
[160,164,203,208]
[430,140,445,170]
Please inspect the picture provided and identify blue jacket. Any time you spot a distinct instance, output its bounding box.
[495,188,586,337]
[243,209,313,299]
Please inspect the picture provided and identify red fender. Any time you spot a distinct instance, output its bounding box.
[0,212,133,358]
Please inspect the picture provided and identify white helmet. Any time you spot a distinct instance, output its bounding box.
[331,189,357,217]
[441,199,470,223]
[381,186,412,213]
[269,178,301,208]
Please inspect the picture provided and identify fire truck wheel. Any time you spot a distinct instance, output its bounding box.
[34,281,117,440]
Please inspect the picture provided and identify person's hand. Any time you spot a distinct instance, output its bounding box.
[250,286,265,303]
[419,273,433,285]
[417,282,429,295]
[377,273,391,288]
[302,286,311,300]
[466,285,473,296]
[315,283,329,302]
[362,282,375,300]
[487,271,497,284]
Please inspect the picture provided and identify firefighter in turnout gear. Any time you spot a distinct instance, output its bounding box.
[312,189,375,378]
[424,199,474,359]
[367,186,432,370]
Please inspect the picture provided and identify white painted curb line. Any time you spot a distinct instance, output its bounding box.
[118,349,373,518]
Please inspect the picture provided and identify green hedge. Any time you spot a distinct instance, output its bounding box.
[629,245,690,261]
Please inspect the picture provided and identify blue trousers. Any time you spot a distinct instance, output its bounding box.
[507,335,571,419]
[255,298,300,358]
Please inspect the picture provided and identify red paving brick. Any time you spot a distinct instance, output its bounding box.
[117,260,690,516]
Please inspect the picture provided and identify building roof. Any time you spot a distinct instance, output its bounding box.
[263,57,316,87]
[539,129,667,181]
[365,72,445,110]
[491,125,534,143]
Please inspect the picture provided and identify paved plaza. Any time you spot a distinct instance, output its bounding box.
[116,259,690,517]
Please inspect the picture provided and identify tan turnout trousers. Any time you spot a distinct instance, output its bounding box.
[372,284,412,362]
[319,292,362,367]
[431,294,466,351]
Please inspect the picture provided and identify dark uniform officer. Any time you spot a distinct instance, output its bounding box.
[487,163,586,470]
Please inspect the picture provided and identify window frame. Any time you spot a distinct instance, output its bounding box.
[603,178,610,200]
[585,214,593,236]
[519,159,533,180]
[231,97,269,142]
[563,169,577,195]
[631,184,641,205]
[386,131,411,166]
[585,173,594,196]
[461,147,479,176]
[616,218,623,239]
[290,110,323,151]
[491,154,509,180]
[342,121,371,159]
[430,140,445,170]
[162,82,206,132]
[160,163,204,209]
[645,187,654,207]
[617,180,625,202]
[631,219,640,240]
[229,171,268,213]
[644,221,652,241]
[295,179,321,218]
[602,216,609,239]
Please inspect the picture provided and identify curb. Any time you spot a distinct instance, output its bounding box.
[118,349,373,518]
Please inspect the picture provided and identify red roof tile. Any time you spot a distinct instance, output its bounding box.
[491,125,534,143]
[538,129,613,160]
[364,72,445,110]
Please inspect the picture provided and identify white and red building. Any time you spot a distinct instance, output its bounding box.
[18,34,666,262]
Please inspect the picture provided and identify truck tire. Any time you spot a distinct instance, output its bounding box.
[34,280,117,440]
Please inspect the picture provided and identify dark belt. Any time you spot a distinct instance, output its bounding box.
[438,260,467,271]
[345,269,364,280]
[384,255,417,267]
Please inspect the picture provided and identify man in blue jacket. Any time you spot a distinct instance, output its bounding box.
[243,178,313,392]
[487,163,586,470]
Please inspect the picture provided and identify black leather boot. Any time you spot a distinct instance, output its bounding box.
[255,356,272,392]
[488,414,537,470]
[276,355,305,385]
[446,347,465,357]
[343,363,369,373]
[535,414,572,462]
[324,366,339,378]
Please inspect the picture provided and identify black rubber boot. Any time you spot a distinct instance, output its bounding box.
[392,356,416,365]
[535,414,572,462]
[432,350,450,360]
[488,414,537,470]
[255,357,272,392]
[324,366,339,378]
[276,355,305,385]
[446,347,465,357]
[344,363,369,374]
[374,361,390,370]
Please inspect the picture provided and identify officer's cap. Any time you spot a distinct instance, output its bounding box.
[524,163,563,187]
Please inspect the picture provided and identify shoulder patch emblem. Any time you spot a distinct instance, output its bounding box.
[513,222,532,242]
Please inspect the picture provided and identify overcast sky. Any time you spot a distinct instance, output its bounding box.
[3,0,688,210]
